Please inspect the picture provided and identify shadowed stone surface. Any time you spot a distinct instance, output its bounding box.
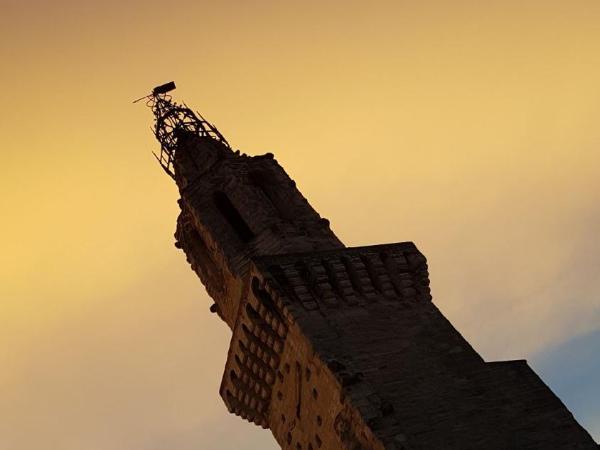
[161,125,597,449]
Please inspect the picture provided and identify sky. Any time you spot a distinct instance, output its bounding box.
[0,1,599,448]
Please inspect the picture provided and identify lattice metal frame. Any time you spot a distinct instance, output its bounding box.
[142,86,230,178]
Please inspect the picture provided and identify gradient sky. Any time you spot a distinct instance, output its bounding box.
[1,1,599,448]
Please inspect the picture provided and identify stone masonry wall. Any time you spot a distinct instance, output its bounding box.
[171,135,597,449]
[218,243,597,449]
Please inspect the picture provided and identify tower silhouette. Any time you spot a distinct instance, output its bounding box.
[144,83,597,449]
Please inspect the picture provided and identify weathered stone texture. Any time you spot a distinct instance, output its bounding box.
[170,133,597,449]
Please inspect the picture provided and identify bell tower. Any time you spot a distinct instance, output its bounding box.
[142,82,597,449]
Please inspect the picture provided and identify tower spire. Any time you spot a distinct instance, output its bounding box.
[139,81,230,178]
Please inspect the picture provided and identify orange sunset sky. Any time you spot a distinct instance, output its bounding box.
[1,1,599,448]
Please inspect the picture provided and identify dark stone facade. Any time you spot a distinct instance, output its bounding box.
[169,132,597,449]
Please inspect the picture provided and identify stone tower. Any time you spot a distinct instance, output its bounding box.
[145,83,597,450]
